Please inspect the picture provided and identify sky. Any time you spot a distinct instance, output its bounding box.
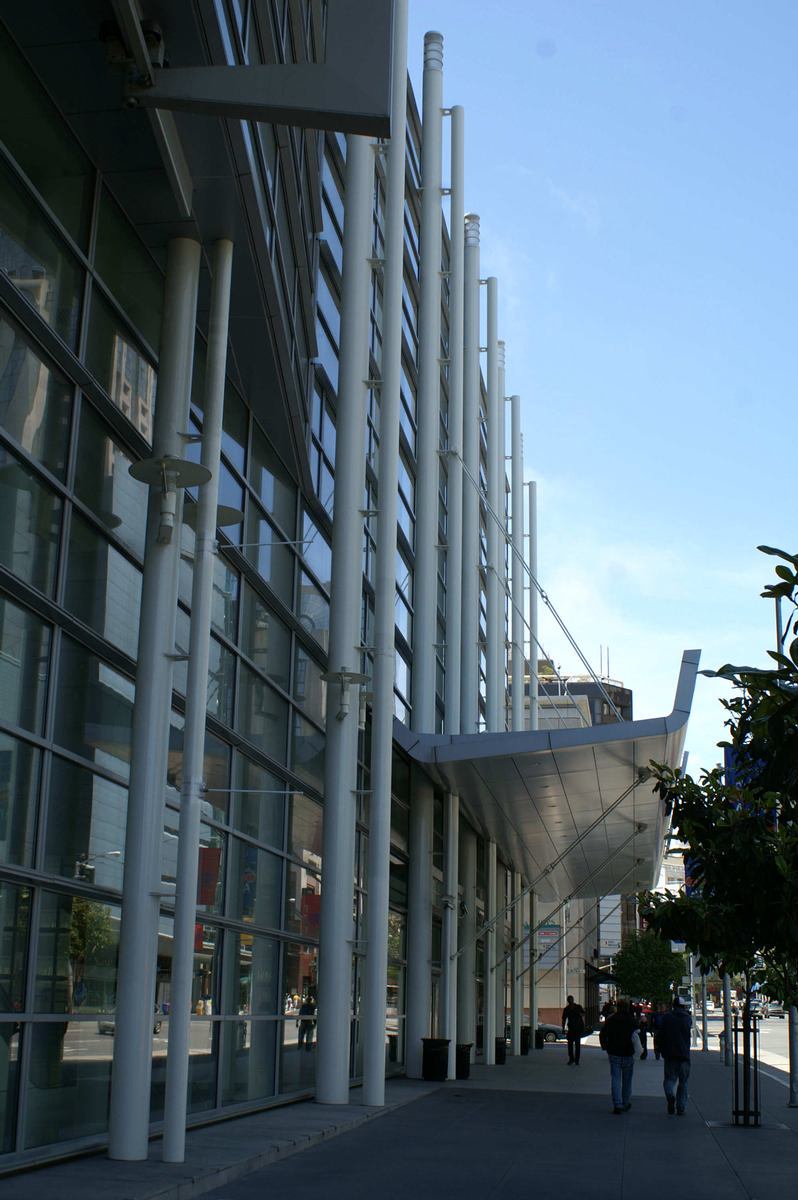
[405,0,798,776]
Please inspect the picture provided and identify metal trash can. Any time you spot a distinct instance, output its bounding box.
[456,1042,473,1079]
[495,1036,506,1064]
[421,1037,450,1081]
[535,1027,545,1049]
[520,1026,531,1055]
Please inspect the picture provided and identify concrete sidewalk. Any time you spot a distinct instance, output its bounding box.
[4,1039,797,1200]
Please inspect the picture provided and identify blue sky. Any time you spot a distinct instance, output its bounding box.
[406,0,798,775]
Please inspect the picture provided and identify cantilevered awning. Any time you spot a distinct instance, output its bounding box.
[396,650,700,903]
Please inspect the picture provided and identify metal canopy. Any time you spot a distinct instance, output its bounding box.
[396,650,700,903]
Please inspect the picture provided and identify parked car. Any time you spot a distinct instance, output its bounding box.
[768,1001,785,1018]
[98,1006,162,1035]
[536,1022,565,1043]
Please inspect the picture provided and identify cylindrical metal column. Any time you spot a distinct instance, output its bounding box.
[485,840,497,1064]
[316,133,374,1105]
[527,481,539,730]
[485,280,501,732]
[109,237,201,1160]
[442,790,460,1079]
[457,823,477,1050]
[510,397,524,732]
[461,214,481,731]
[406,770,434,1077]
[511,871,522,1055]
[529,889,538,1045]
[444,105,464,737]
[163,239,233,1161]
[412,30,444,735]
[362,0,408,1108]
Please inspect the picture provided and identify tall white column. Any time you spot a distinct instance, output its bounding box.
[529,889,539,1044]
[457,824,477,1055]
[412,30,444,735]
[528,481,539,730]
[406,770,434,1077]
[163,239,233,1161]
[444,105,464,737]
[511,871,522,1055]
[510,397,524,732]
[316,133,374,1105]
[109,237,201,1160]
[442,791,459,1079]
[461,214,480,732]
[362,0,408,1109]
[485,279,501,732]
[485,840,497,1064]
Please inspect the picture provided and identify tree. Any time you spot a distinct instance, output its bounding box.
[611,930,684,1002]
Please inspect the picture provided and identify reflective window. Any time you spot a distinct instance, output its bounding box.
[182,922,220,1114]
[74,401,148,558]
[292,646,326,723]
[288,792,322,864]
[0,596,50,735]
[290,714,325,794]
[250,423,296,536]
[0,732,40,867]
[0,313,73,477]
[240,581,290,690]
[94,187,162,352]
[221,386,247,472]
[212,556,239,641]
[85,292,156,443]
[237,661,288,760]
[297,573,329,652]
[43,756,128,883]
[64,512,142,657]
[207,635,235,725]
[229,754,285,849]
[228,837,282,926]
[279,942,318,1094]
[299,508,331,592]
[52,637,134,776]
[195,830,226,916]
[0,879,26,1152]
[219,930,278,1104]
[285,861,321,938]
[0,445,61,596]
[242,504,294,608]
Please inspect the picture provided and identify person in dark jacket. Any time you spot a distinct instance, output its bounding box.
[599,998,638,1112]
[659,996,692,1114]
[562,994,586,1065]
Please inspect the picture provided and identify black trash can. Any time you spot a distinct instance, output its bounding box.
[495,1036,506,1064]
[520,1026,531,1056]
[534,1027,545,1049]
[456,1042,473,1079]
[421,1037,450,1081]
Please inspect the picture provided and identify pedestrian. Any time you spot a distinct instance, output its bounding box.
[599,997,638,1113]
[296,995,316,1051]
[637,1009,648,1059]
[561,994,586,1065]
[659,996,691,1115]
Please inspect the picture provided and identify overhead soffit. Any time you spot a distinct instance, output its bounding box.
[397,650,700,905]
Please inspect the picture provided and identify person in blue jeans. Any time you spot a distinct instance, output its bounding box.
[599,998,638,1113]
[659,996,692,1114]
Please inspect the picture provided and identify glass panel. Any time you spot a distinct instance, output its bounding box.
[242,504,294,607]
[288,792,322,865]
[0,312,73,476]
[228,837,282,926]
[179,922,219,1115]
[64,512,142,657]
[212,556,239,641]
[292,645,326,723]
[52,638,134,776]
[250,422,296,536]
[0,880,27,1153]
[0,25,93,248]
[0,170,83,349]
[94,187,162,352]
[0,445,62,596]
[74,401,148,558]
[221,385,247,472]
[43,756,128,883]
[285,861,320,938]
[219,931,278,1105]
[279,942,318,1093]
[0,596,50,735]
[299,507,331,591]
[229,754,285,848]
[297,572,329,651]
[206,635,235,725]
[85,291,156,443]
[290,714,325,793]
[195,829,226,916]
[237,661,289,760]
[0,732,40,867]
[240,582,291,690]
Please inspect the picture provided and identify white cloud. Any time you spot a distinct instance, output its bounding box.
[546,179,601,230]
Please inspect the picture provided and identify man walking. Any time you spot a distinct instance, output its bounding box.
[562,994,586,1065]
[599,998,638,1112]
[660,996,692,1115]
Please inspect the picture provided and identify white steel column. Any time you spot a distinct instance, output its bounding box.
[362,0,408,1108]
[528,481,539,730]
[412,29,444,735]
[529,889,539,1043]
[510,396,524,732]
[442,791,459,1078]
[109,237,201,1160]
[485,840,497,1064]
[485,279,501,732]
[457,823,477,1055]
[316,133,374,1105]
[461,214,480,731]
[511,871,522,1055]
[163,239,233,1161]
[406,770,434,1077]
[444,105,464,737]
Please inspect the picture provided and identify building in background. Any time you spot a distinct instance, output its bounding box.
[0,0,696,1173]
